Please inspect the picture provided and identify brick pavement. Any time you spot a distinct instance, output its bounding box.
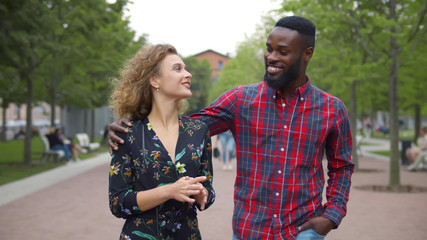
[0,152,426,239]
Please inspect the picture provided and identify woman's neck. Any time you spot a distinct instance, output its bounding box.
[148,100,179,129]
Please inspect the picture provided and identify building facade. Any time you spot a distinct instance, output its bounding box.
[194,49,229,83]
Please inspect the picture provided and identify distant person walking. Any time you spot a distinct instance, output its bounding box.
[219,131,235,170]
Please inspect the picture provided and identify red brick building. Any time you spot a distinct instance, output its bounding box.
[194,49,229,83]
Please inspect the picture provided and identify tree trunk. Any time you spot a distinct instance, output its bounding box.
[1,101,7,141]
[84,109,89,133]
[50,62,56,128]
[350,81,359,170]
[388,0,400,187]
[91,108,95,142]
[23,65,34,165]
[414,104,421,142]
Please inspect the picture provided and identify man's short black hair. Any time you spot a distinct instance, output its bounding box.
[274,16,316,49]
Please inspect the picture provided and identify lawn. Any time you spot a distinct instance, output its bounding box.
[0,137,107,186]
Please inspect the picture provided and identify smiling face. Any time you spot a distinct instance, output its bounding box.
[263,27,312,93]
[151,53,192,100]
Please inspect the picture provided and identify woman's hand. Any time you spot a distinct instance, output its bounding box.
[108,117,132,153]
[167,176,206,203]
[194,187,208,210]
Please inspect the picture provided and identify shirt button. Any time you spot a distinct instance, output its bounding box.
[300,97,304,101]
[282,103,286,107]
[273,95,276,99]
[275,192,280,196]
[281,147,284,151]
[283,125,287,129]
[274,214,277,218]
[278,170,282,174]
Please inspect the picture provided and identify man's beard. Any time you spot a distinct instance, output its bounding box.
[264,58,301,90]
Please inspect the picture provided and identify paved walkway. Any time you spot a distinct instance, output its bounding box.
[1,140,427,239]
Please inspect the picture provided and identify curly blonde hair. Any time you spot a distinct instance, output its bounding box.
[110,44,178,120]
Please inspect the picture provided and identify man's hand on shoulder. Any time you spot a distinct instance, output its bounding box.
[108,117,132,154]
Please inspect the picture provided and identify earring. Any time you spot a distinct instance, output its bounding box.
[156,88,159,92]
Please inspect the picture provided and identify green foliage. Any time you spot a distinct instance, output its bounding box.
[0,0,146,162]
[182,56,212,114]
[277,0,426,186]
[208,31,266,103]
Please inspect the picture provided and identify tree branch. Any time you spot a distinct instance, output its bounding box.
[399,27,426,67]
[407,0,427,42]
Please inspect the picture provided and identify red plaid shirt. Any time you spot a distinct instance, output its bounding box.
[191,79,354,239]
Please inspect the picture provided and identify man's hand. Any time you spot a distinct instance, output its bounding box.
[298,217,335,236]
[108,117,132,154]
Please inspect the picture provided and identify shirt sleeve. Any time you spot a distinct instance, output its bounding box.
[189,86,239,135]
[322,100,354,227]
[196,127,215,211]
[108,129,142,219]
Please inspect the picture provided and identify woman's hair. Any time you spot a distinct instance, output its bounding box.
[110,44,177,120]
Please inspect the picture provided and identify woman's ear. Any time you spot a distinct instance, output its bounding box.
[150,76,160,89]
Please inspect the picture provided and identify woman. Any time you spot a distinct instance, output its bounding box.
[109,44,215,240]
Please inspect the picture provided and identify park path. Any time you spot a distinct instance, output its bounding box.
[1,143,427,239]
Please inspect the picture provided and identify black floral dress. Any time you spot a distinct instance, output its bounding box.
[109,116,215,240]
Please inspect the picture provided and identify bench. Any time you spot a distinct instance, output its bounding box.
[75,133,100,152]
[40,135,65,162]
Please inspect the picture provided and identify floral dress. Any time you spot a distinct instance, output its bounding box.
[109,116,215,240]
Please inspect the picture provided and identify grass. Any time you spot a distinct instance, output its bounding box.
[362,128,415,140]
[0,137,108,186]
[371,150,391,156]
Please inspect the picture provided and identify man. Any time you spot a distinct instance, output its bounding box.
[109,16,354,240]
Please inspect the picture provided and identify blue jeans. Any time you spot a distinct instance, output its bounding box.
[295,228,326,240]
[233,229,326,240]
[52,144,70,161]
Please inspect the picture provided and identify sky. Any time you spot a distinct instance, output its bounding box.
[124,0,282,57]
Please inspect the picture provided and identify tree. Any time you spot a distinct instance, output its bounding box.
[0,66,26,141]
[182,56,212,115]
[0,0,55,164]
[65,0,139,140]
[278,0,426,186]
[208,30,266,103]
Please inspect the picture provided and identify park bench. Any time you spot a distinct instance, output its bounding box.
[40,135,65,162]
[75,133,100,152]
